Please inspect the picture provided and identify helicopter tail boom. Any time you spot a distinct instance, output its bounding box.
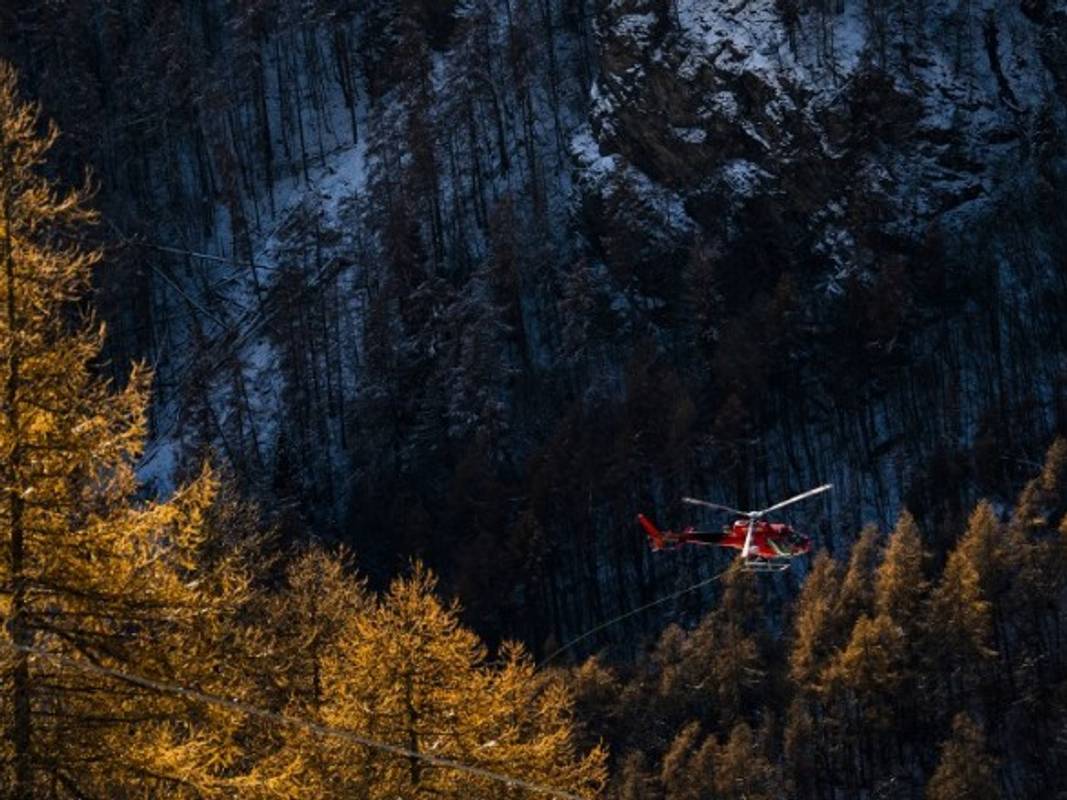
[637,514,667,550]
[639,515,730,550]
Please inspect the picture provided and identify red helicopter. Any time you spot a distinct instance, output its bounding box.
[638,484,832,572]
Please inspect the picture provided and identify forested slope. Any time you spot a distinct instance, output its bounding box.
[0,68,604,797]
[575,440,1067,799]
[1,0,1066,657]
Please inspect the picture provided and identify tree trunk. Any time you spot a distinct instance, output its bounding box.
[4,181,32,800]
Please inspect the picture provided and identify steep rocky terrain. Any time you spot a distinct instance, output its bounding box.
[2,0,1066,653]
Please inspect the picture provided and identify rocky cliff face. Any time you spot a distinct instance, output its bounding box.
[575,0,1067,535]
[2,0,1066,650]
[590,0,1060,280]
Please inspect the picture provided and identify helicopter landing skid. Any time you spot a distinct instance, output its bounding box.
[742,557,792,573]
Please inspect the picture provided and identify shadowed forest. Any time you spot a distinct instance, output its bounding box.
[2,0,1067,797]
[2,0,1065,654]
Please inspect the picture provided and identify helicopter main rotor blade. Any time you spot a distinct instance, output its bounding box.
[756,483,833,516]
[681,497,749,517]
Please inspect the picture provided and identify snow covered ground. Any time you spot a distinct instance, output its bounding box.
[134,0,1067,586]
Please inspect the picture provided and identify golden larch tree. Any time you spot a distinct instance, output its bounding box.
[1008,441,1067,624]
[239,545,373,799]
[835,524,880,624]
[1011,437,1067,534]
[874,510,929,635]
[316,563,606,799]
[824,613,905,729]
[0,60,271,798]
[957,501,1010,602]
[711,721,783,800]
[706,566,766,729]
[659,720,715,800]
[613,751,654,800]
[927,504,1000,698]
[870,510,930,744]
[923,504,1007,724]
[783,698,817,798]
[267,545,370,713]
[789,550,843,692]
[925,713,999,800]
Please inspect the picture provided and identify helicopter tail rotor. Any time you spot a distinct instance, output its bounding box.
[637,514,667,551]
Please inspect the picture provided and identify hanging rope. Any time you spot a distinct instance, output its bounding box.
[4,641,587,800]
[539,564,734,667]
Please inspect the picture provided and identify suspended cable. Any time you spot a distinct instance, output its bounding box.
[539,564,734,667]
[6,641,587,800]
[133,240,283,272]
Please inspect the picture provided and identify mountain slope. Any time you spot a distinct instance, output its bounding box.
[2,0,1066,652]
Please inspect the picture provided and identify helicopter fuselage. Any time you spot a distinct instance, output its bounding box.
[637,514,811,559]
[717,519,811,558]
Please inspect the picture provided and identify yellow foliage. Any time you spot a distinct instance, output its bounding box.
[874,510,928,629]
[0,57,610,800]
[928,504,999,668]
[712,721,782,800]
[789,550,843,692]
[823,613,905,727]
[659,721,717,800]
[925,713,999,800]
[0,59,277,797]
[836,524,880,622]
[305,562,607,799]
